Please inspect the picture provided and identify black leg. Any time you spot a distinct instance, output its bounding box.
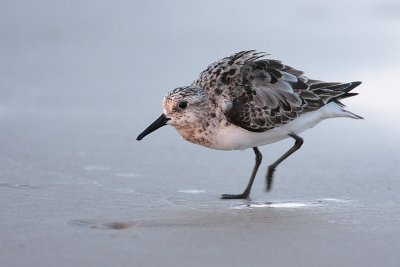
[266,132,304,191]
[221,147,262,200]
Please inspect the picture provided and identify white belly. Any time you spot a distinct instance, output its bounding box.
[211,102,352,151]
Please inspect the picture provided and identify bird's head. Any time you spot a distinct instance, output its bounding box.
[137,86,207,141]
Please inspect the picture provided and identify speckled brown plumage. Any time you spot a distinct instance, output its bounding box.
[193,50,361,132]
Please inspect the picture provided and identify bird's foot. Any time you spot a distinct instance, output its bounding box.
[220,193,249,200]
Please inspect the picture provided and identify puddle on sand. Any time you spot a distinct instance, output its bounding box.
[115,173,141,177]
[319,198,350,203]
[231,201,313,210]
[264,202,310,208]
[67,219,140,230]
[230,198,351,210]
[177,189,207,194]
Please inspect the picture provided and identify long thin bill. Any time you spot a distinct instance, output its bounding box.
[136,114,170,141]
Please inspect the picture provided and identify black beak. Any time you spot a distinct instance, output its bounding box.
[137,114,170,141]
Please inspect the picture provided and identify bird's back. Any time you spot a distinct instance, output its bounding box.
[193,50,362,133]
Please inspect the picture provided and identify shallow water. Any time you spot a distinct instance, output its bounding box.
[1,1,400,267]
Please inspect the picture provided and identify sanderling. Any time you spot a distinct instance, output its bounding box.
[137,50,362,199]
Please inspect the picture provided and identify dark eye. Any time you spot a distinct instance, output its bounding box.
[178,101,187,109]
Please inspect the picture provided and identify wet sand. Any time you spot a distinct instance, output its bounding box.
[1,1,400,266]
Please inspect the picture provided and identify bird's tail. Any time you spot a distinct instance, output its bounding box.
[310,81,363,119]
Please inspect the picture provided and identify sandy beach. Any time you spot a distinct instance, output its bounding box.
[1,1,400,266]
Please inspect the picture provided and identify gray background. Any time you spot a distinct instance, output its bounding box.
[1,1,400,266]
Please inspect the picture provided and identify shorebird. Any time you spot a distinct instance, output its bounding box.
[137,50,362,199]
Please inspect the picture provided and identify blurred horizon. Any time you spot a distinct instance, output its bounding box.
[1,1,400,103]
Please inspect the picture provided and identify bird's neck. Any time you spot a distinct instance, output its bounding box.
[174,104,223,148]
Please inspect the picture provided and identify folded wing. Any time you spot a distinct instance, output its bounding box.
[194,50,361,132]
